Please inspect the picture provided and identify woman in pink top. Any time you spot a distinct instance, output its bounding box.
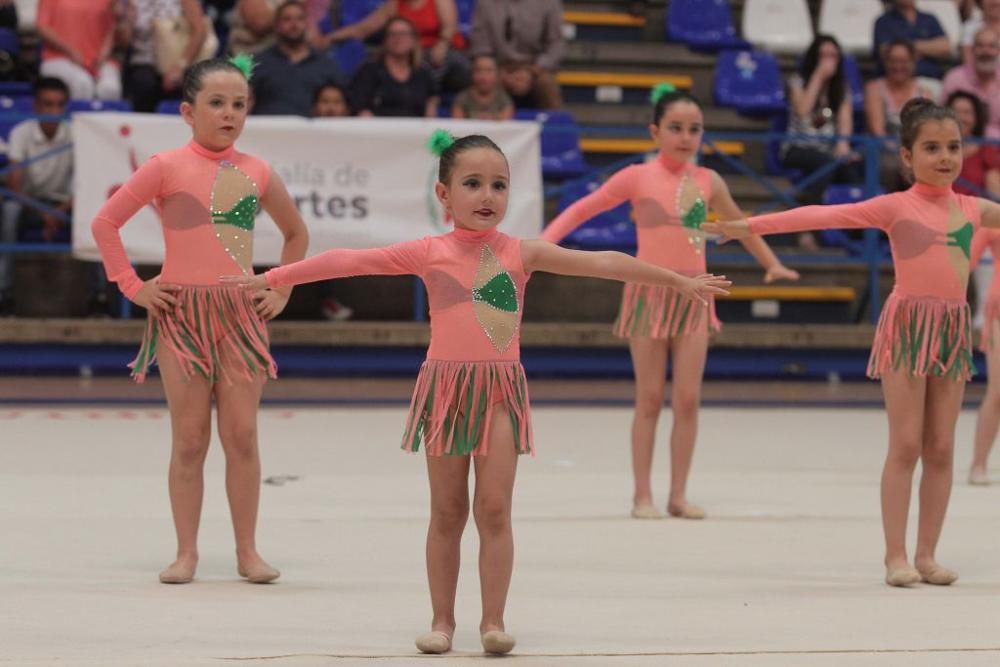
[969,228,1000,484]
[226,131,730,655]
[542,85,798,521]
[91,56,309,585]
[36,0,123,100]
[707,98,1000,588]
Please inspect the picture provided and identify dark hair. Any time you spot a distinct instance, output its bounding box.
[899,97,959,149]
[181,58,249,104]
[800,34,846,113]
[312,83,351,112]
[883,38,916,60]
[276,0,305,17]
[946,90,987,137]
[34,76,69,99]
[380,15,421,68]
[437,134,507,183]
[652,89,702,125]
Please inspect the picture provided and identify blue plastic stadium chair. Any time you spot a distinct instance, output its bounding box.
[0,95,35,143]
[556,178,635,251]
[332,38,368,77]
[713,49,785,114]
[0,27,18,57]
[68,99,133,113]
[340,0,385,26]
[0,81,31,96]
[667,0,748,50]
[841,55,865,113]
[155,99,182,114]
[515,109,587,179]
[820,184,888,254]
[455,0,475,35]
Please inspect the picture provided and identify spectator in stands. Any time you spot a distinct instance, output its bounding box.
[942,26,1000,136]
[0,78,108,316]
[229,0,282,54]
[781,35,861,247]
[865,39,938,191]
[309,82,354,321]
[873,0,951,79]
[229,0,329,54]
[124,0,210,113]
[312,82,350,117]
[324,0,470,94]
[0,0,16,29]
[451,54,513,120]
[947,90,1000,196]
[962,0,1000,64]
[957,0,980,22]
[469,0,564,110]
[348,16,438,117]
[251,0,342,116]
[36,0,124,100]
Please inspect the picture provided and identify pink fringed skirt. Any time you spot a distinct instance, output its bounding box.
[613,283,720,339]
[868,292,975,381]
[979,297,1000,353]
[402,359,532,456]
[130,285,276,383]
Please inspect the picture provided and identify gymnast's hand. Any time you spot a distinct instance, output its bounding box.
[253,288,289,321]
[702,219,751,243]
[132,277,180,315]
[676,273,731,306]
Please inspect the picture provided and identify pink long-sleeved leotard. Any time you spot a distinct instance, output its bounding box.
[542,153,718,337]
[749,181,982,379]
[91,140,275,382]
[266,226,532,455]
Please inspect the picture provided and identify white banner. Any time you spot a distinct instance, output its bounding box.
[72,114,543,264]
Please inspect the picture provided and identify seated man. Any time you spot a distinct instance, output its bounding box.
[0,77,108,316]
[469,0,564,109]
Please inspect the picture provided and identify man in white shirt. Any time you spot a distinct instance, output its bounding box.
[0,77,104,315]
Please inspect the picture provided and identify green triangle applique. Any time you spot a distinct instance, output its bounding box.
[947,222,974,259]
[473,272,518,312]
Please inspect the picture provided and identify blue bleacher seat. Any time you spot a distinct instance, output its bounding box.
[713,49,785,115]
[332,39,368,78]
[764,113,802,180]
[340,0,385,26]
[0,27,18,55]
[0,81,31,96]
[455,0,475,36]
[0,95,36,145]
[667,0,748,50]
[155,99,182,114]
[556,178,635,250]
[68,99,133,113]
[820,184,888,255]
[515,109,587,179]
[841,55,865,114]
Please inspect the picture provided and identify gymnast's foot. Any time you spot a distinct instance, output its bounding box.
[667,499,706,520]
[159,553,198,584]
[915,558,959,586]
[237,551,280,584]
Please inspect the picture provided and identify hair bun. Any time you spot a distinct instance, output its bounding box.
[900,97,936,125]
[229,53,256,81]
[649,82,677,105]
[428,129,455,157]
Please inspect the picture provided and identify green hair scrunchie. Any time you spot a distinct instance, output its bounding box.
[649,82,677,105]
[229,53,256,81]
[428,129,455,157]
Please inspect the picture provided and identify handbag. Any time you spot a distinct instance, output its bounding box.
[152,14,219,74]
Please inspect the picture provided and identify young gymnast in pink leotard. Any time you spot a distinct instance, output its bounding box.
[707,98,1000,587]
[91,56,309,585]
[969,228,1000,484]
[543,84,799,520]
[224,131,730,655]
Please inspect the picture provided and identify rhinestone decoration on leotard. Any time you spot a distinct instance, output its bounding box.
[676,173,707,254]
[211,161,259,274]
[471,244,519,352]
